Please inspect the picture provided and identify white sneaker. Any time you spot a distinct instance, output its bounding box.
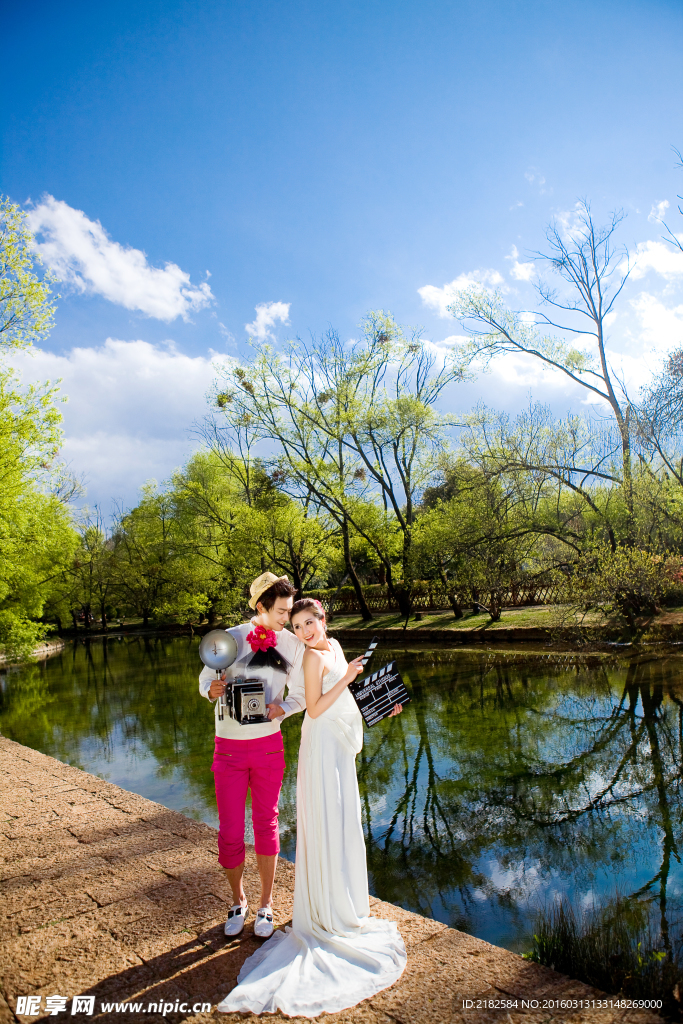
[254,906,274,938]
[224,901,248,937]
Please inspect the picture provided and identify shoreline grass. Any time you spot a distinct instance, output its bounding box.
[524,896,681,1019]
[329,605,584,631]
[328,603,683,635]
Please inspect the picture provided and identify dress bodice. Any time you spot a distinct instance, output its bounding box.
[321,642,347,693]
[314,641,361,729]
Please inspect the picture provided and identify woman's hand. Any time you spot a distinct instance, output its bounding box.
[388,703,403,717]
[341,656,366,686]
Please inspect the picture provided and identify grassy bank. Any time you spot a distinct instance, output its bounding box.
[327,604,683,642]
[48,602,683,646]
[329,605,567,631]
[524,897,681,1019]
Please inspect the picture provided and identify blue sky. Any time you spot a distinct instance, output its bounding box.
[2,0,683,509]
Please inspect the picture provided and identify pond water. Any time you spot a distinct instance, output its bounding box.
[1,636,681,952]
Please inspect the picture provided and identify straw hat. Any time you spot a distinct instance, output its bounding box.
[248,572,291,609]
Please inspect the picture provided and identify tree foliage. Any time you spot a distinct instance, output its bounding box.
[0,371,77,658]
[209,312,465,618]
[450,202,636,525]
[0,200,76,660]
[10,181,683,650]
[0,196,56,352]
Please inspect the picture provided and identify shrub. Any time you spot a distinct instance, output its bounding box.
[570,547,682,629]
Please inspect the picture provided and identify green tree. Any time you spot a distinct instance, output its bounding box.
[414,464,551,620]
[451,202,635,529]
[0,198,78,659]
[567,545,677,631]
[111,485,206,627]
[0,196,56,352]
[458,403,628,553]
[212,312,465,618]
[0,372,77,658]
[70,511,116,630]
[169,450,262,623]
[247,500,336,595]
[636,351,683,525]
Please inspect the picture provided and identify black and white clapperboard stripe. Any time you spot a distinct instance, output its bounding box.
[360,637,379,667]
[349,657,411,728]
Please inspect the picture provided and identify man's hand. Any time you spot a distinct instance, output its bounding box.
[208,673,226,700]
[267,703,286,721]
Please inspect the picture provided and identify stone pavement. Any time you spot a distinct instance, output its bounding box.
[0,736,660,1024]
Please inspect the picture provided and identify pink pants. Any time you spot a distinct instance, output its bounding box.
[212,733,285,870]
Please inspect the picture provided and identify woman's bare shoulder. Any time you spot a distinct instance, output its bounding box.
[303,647,325,664]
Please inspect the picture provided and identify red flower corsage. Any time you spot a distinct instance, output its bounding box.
[246,627,277,653]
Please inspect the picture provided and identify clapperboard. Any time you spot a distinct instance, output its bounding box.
[349,638,410,727]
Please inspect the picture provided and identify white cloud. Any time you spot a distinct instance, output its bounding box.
[245,300,291,340]
[444,346,592,422]
[27,196,214,321]
[524,170,545,187]
[555,204,589,241]
[484,350,576,389]
[648,199,670,223]
[554,293,683,406]
[506,245,535,282]
[217,321,235,343]
[629,238,683,280]
[433,333,469,346]
[418,269,505,318]
[524,168,550,195]
[629,292,683,354]
[11,339,228,509]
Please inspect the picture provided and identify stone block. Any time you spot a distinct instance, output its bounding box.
[1,812,62,839]
[0,922,144,1004]
[85,830,188,865]
[0,737,662,1024]
[140,811,218,846]
[83,866,170,908]
[5,893,99,939]
[0,875,63,913]
[140,844,217,878]
[56,806,136,838]
[368,898,448,949]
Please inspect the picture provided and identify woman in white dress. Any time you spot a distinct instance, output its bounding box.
[217,598,406,1018]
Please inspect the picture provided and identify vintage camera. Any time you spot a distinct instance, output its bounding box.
[197,631,269,725]
[221,677,269,725]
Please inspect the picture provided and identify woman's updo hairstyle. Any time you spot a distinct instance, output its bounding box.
[290,597,326,626]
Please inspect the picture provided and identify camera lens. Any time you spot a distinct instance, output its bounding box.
[247,697,261,711]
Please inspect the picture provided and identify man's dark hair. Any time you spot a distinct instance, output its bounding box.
[258,579,297,610]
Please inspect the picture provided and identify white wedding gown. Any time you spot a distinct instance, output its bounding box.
[218,640,406,1017]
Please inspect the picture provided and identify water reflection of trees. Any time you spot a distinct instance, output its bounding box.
[4,642,683,946]
[0,637,220,819]
[357,652,683,943]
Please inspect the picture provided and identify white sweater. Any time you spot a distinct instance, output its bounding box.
[198,622,306,739]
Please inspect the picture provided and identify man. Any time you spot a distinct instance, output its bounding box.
[199,573,305,939]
